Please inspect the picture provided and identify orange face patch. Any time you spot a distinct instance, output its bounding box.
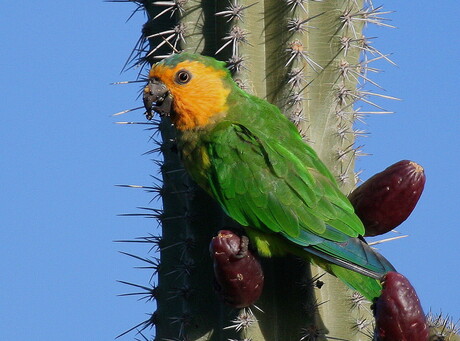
[149,61,231,130]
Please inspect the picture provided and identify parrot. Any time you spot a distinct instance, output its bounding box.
[143,52,395,300]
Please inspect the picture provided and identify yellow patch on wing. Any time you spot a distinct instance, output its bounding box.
[149,61,230,130]
[245,229,291,257]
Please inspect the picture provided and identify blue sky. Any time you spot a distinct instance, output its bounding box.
[0,1,459,340]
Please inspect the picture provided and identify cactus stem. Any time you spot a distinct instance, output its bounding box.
[165,259,195,278]
[160,238,195,260]
[167,285,193,300]
[303,299,328,316]
[160,213,191,223]
[169,313,192,338]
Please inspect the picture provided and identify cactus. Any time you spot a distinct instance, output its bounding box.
[113,0,459,340]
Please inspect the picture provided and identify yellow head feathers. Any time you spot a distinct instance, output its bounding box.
[148,55,231,130]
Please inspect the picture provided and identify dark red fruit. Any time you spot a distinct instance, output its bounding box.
[348,160,426,236]
[209,230,264,308]
[374,272,429,341]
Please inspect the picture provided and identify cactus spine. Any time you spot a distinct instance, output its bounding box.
[113,0,457,340]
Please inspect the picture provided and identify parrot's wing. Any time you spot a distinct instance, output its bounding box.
[206,121,362,241]
[205,121,394,276]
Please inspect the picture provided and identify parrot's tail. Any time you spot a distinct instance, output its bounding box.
[324,262,386,301]
[303,238,396,300]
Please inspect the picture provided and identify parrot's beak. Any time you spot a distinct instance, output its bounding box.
[143,78,173,120]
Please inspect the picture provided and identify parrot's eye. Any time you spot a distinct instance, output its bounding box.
[175,70,192,85]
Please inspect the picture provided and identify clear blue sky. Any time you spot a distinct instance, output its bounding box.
[0,2,459,340]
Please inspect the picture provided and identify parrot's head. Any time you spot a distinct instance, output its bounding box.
[143,53,232,131]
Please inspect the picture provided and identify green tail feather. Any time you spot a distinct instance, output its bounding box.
[303,238,395,300]
[329,263,384,301]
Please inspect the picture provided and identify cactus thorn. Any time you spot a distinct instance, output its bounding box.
[283,0,309,14]
[165,259,195,278]
[352,317,372,332]
[368,235,409,246]
[216,26,250,56]
[286,40,322,71]
[117,280,158,301]
[303,299,328,316]
[227,55,246,73]
[167,284,193,300]
[152,0,187,20]
[116,312,157,339]
[215,1,258,22]
[299,325,332,341]
[225,308,257,332]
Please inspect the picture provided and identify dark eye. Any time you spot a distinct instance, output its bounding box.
[175,70,191,84]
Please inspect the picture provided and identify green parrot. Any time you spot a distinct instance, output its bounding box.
[143,52,395,300]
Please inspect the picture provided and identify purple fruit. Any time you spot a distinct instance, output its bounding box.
[209,230,264,308]
[374,272,429,341]
[348,160,426,236]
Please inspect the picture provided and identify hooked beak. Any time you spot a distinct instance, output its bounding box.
[143,78,173,120]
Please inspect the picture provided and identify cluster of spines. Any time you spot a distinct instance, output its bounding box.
[115,120,196,341]
[333,3,398,188]
[427,311,460,341]
[215,2,254,75]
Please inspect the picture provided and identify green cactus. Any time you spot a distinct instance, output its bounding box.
[113,0,459,340]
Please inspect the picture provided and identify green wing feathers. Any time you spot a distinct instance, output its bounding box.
[206,121,363,241]
[198,97,394,300]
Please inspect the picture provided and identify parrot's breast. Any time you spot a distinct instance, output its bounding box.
[177,129,213,191]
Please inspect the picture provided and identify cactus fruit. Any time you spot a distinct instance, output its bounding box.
[210,230,264,308]
[348,160,425,236]
[373,271,429,341]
